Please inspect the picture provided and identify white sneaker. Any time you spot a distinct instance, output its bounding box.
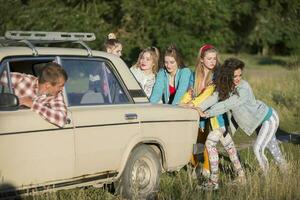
[198,181,219,190]
[202,168,210,179]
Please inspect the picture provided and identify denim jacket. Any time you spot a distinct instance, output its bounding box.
[199,80,269,136]
[150,67,192,105]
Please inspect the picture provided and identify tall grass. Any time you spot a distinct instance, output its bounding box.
[24,144,300,200]
[23,187,118,200]
[158,143,300,200]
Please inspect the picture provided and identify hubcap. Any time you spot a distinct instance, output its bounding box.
[131,158,151,189]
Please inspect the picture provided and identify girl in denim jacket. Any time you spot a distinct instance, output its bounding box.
[197,58,287,175]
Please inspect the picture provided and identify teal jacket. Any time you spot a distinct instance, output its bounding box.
[150,67,192,105]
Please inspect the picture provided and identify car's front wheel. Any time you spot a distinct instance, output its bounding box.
[116,145,161,199]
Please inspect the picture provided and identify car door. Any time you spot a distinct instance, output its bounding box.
[0,58,75,188]
[62,57,140,177]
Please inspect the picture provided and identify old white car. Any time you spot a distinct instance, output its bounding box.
[0,31,198,199]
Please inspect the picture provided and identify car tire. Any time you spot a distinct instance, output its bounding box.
[116,145,161,200]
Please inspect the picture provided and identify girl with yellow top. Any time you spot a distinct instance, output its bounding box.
[182,44,221,177]
[181,45,245,190]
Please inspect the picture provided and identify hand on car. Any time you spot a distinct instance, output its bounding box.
[180,102,194,108]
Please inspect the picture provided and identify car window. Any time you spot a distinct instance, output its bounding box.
[62,58,130,106]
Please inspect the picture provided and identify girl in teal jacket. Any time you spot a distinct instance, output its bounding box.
[150,45,192,105]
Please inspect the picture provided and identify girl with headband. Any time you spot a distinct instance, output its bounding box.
[181,45,245,190]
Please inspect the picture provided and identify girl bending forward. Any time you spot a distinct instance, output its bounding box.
[197,58,287,176]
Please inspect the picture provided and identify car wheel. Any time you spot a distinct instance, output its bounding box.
[116,145,161,199]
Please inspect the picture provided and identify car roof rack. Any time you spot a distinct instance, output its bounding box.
[0,31,96,57]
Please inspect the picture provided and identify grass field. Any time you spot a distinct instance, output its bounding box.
[24,144,300,200]
[157,143,300,200]
[24,54,300,200]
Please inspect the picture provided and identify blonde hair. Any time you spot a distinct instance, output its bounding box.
[104,32,122,51]
[193,45,219,96]
[133,47,160,74]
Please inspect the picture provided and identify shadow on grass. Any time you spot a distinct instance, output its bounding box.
[257,56,300,70]
[276,128,300,144]
[257,57,287,66]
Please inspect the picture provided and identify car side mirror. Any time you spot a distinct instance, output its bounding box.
[0,93,19,111]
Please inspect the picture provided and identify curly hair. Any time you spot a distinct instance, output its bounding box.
[215,58,245,100]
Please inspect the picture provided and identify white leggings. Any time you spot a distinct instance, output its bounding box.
[253,110,287,172]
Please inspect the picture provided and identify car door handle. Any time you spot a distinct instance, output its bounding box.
[125,113,138,120]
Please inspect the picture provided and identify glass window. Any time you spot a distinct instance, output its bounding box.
[62,58,130,106]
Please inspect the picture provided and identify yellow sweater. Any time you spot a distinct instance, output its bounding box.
[181,85,222,129]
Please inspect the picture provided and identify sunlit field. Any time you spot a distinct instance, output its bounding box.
[24,54,300,200]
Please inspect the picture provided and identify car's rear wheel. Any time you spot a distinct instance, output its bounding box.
[116,145,161,199]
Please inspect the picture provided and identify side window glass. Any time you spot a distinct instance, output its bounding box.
[62,59,129,106]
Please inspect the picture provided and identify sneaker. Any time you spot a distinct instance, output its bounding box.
[198,181,219,190]
[201,168,210,179]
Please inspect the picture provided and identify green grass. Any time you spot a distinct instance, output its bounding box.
[24,143,300,200]
[23,187,117,200]
[157,143,300,200]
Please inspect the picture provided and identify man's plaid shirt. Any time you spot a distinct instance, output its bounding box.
[1,72,67,127]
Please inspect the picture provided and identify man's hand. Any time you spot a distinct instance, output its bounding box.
[19,97,33,108]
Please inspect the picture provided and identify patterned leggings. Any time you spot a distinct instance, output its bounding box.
[254,110,287,172]
[206,127,244,183]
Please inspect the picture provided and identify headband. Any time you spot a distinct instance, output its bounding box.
[199,44,215,57]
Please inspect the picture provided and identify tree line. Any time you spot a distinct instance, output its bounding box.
[1,0,299,65]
